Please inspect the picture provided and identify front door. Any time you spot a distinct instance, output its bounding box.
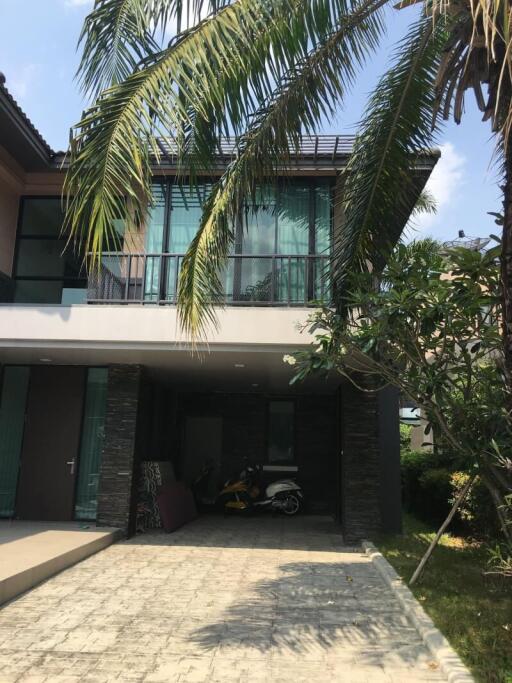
[16,366,86,521]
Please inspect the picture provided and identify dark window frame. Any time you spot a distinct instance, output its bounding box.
[149,176,334,304]
[266,398,296,465]
[13,196,87,304]
[150,176,334,257]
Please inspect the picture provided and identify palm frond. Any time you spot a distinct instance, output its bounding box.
[77,0,229,98]
[333,15,448,302]
[65,0,340,260]
[177,0,389,336]
[428,0,512,140]
[412,188,437,216]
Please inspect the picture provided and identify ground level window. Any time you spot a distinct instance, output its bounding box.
[268,400,295,464]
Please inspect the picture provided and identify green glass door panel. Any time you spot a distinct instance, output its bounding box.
[144,183,167,301]
[314,180,332,301]
[166,182,212,300]
[277,183,309,302]
[74,368,108,520]
[0,367,29,517]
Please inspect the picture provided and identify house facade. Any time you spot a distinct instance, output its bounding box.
[0,74,438,541]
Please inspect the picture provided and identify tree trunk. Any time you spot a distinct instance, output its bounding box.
[409,474,476,586]
[501,137,512,413]
[481,472,512,545]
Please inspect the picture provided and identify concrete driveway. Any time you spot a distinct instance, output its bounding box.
[0,516,447,682]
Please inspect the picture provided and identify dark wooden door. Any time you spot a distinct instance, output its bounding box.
[16,366,86,521]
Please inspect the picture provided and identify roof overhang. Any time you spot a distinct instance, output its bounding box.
[0,76,55,172]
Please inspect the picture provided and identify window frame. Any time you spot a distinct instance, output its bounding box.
[150,176,334,304]
[149,176,334,258]
[266,398,297,466]
[13,196,88,304]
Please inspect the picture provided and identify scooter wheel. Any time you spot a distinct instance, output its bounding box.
[281,494,301,516]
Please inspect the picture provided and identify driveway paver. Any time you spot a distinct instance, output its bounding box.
[0,516,448,682]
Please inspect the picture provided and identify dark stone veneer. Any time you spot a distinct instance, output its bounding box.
[340,375,401,543]
[96,365,143,534]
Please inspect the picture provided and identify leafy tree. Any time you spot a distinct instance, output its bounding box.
[287,239,512,579]
[64,0,512,364]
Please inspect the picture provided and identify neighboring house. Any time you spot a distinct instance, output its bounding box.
[0,74,438,541]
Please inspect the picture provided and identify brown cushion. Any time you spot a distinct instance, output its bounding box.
[156,482,198,533]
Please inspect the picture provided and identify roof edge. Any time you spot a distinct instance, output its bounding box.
[0,71,55,167]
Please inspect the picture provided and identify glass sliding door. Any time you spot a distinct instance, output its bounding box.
[144,182,167,301]
[0,367,29,517]
[140,177,332,305]
[74,368,108,520]
[277,183,310,303]
[313,179,332,301]
[166,182,212,300]
[240,184,276,302]
[239,180,332,303]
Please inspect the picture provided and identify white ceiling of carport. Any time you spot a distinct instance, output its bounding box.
[0,344,340,394]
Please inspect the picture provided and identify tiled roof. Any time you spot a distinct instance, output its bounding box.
[0,71,55,158]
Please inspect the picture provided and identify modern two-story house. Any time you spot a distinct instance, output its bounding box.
[0,73,438,542]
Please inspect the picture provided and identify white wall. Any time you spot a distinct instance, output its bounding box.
[0,304,316,349]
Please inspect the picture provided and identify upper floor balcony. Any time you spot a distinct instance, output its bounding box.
[89,252,330,306]
[9,177,334,309]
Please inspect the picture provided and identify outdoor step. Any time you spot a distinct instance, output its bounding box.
[0,521,121,606]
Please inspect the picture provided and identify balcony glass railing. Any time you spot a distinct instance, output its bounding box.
[87,253,331,306]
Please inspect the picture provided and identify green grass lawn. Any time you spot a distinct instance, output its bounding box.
[375,514,512,683]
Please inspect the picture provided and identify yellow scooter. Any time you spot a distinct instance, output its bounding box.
[217,464,260,512]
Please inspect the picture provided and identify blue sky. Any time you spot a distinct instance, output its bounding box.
[0,0,500,242]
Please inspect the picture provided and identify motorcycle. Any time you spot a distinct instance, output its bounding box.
[191,460,219,510]
[218,463,304,515]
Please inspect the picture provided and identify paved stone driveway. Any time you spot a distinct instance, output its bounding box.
[0,516,447,682]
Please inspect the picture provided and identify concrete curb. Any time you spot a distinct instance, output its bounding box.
[362,541,474,683]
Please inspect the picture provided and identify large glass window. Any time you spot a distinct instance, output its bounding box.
[239,179,332,303]
[128,178,331,303]
[0,367,30,517]
[13,198,87,304]
[74,368,108,521]
[268,400,295,464]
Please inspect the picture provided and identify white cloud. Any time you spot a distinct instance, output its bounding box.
[410,142,467,236]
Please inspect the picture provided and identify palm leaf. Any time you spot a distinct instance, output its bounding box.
[65,0,356,261]
[77,0,230,98]
[333,14,448,303]
[177,0,389,335]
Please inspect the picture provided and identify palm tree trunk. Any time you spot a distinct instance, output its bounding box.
[501,137,512,411]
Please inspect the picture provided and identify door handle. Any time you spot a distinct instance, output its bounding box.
[66,460,75,475]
